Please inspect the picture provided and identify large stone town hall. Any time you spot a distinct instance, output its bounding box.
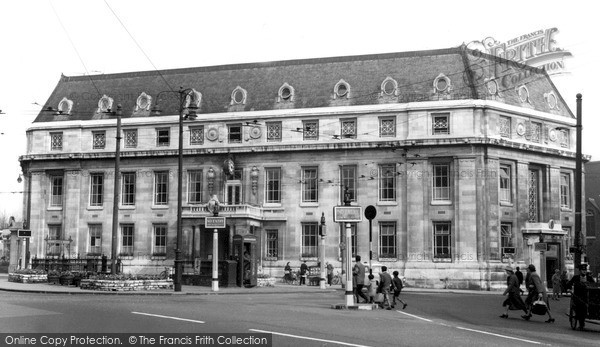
[18,46,581,289]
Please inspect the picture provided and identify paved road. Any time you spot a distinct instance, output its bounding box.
[1,290,598,346]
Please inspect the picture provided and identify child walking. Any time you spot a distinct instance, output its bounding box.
[392,271,407,309]
[367,274,378,304]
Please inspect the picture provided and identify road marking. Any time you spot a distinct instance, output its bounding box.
[132,311,205,324]
[249,329,372,347]
[395,310,433,322]
[455,326,543,345]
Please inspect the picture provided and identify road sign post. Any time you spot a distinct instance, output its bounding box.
[364,206,377,272]
[206,216,226,292]
[334,206,362,306]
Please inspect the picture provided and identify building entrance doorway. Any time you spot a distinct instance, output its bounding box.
[545,243,560,288]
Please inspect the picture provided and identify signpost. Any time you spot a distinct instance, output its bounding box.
[364,206,377,272]
[334,205,362,306]
[17,229,31,238]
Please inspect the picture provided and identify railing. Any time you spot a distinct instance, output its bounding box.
[31,256,122,274]
[182,204,286,220]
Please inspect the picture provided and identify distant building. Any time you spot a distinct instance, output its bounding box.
[19,46,581,289]
[585,161,600,276]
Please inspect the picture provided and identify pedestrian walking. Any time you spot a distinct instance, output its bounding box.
[551,269,561,300]
[352,256,369,303]
[522,264,554,323]
[560,269,568,296]
[515,266,524,295]
[299,261,308,285]
[392,271,407,309]
[500,266,527,319]
[378,266,394,310]
[367,274,378,303]
[326,262,334,286]
[566,263,596,330]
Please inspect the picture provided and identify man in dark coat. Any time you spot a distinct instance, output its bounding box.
[567,264,596,330]
[379,266,394,310]
[500,266,527,318]
[352,256,369,303]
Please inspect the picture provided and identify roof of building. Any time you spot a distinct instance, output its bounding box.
[34,46,573,123]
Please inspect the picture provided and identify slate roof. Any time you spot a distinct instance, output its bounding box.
[34,46,574,123]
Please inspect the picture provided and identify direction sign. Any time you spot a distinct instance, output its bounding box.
[17,229,31,238]
[333,206,362,223]
[205,217,226,229]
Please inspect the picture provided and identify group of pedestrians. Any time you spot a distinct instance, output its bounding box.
[352,256,407,310]
[500,264,554,323]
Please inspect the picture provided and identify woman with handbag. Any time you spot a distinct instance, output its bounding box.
[500,266,527,319]
[522,264,554,323]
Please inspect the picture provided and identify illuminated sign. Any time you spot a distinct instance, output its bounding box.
[467,28,572,76]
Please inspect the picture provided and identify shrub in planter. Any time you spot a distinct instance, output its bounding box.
[59,271,75,286]
[47,270,60,284]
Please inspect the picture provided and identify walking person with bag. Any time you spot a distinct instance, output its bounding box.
[378,266,394,310]
[522,264,554,323]
[500,266,527,319]
[392,271,407,309]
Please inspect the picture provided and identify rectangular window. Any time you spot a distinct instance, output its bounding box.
[90,173,104,206]
[190,126,204,145]
[432,164,450,201]
[92,131,106,149]
[228,124,242,143]
[499,164,511,203]
[379,164,396,201]
[340,118,357,139]
[50,175,64,207]
[433,222,452,259]
[188,170,203,204]
[124,129,138,148]
[121,224,134,256]
[89,224,102,255]
[530,122,541,143]
[499,116,511,138]
[340,165,357,202]
[50,132,63,150]
[265,168,281,203]
[432,114,450,135]
[154,171,169,205]
[303,120,318,140]
[266,121,282,142]
[379,117,396,137]
[379,222,396,258]
[47,225,62,256]
[301,223,318,258]
[559,129,569,148]
[265,229,278,259]
[156,128,170,147]
[500,223,514,258]
[301,167,318,203]
[560,173,571,209]
[153,224,167,255]
[121,172,136,206]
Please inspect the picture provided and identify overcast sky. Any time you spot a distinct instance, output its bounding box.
[0,0,597,218]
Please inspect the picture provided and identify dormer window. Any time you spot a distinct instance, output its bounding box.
[185,89,202,109]
[57,97,73,115]
[381,77,398,96]
[136,92,152,111]
[334,80,350,99]
[97,95,114,113]
[433,73,452,93]
[278,83,295,102]
[231,86,247,105]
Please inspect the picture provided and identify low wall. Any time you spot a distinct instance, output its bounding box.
[79,279,173,291]
[8,273,48,283]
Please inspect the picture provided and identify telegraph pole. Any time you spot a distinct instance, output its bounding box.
[574,94,582,271]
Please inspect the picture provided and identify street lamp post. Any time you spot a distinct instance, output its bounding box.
[152,87,197,292]
[110,104,123,275]
[574,94,582,271]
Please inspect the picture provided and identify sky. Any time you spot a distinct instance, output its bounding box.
[0,0,597,219]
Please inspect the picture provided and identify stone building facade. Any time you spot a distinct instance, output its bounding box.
[19,46,581,289]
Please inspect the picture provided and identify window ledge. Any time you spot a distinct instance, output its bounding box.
[432,258,452,263]
[119,255,134,260]
[560,207,573,212]
[87,206,104,211]
[431,200,452,206]
[47,206,63,211]
[300,257,318,261]
[264,203,283,208]
[151,205,169,210]
[377,201,398,206]
[151,255,167,260]
[499,202,514,207]
[119,206,136,210]
[300,203,319,208]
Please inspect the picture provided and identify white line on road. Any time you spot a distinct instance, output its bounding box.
[132,311,205,324]
[454,326,543,345]
[395,310,433,322]
[249,329,372,347]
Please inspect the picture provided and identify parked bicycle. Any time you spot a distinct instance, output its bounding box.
[159,266,174,279]
[283,269,298,285]
[331,270,342,285]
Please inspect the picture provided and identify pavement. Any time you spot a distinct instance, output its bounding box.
[0,273,504,296]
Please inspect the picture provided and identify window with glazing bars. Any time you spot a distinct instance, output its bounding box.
[301,223,318,257]
[50,175,63,207]
[301,167,318,202]
[121,224,134,256]
[153,224,167,255]
[92,131,106,149]
[340,166,356,202]
[154,171,169,205]
[379,222,396,258]
[188,170,203,204]
[124,129,137,148]
[90,173,104,206]
[266,229,278,258]
[379,164,396,201]
[432,164,450,201]
[265,168,281,203]
[433,222,451,259]
[432,114,450,135]
[121,172,136,206]
[89,224,102,255]
[499,165,511,203]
